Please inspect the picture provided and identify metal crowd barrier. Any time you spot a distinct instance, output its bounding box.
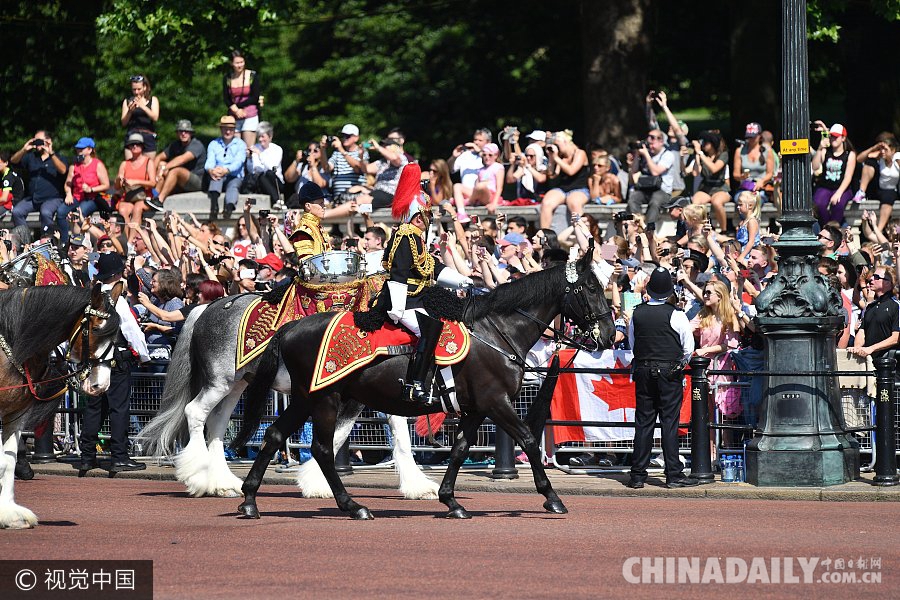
[22,356,897,486]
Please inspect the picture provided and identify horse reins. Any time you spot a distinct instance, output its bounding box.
[0,296,114,401]
[466,262,612,364]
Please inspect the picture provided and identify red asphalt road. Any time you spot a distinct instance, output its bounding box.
[2,475,898,599]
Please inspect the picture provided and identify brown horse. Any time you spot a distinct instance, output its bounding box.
[0,283,122,529]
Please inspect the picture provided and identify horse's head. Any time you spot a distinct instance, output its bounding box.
[561,242,616,349]
[68,282,122,396]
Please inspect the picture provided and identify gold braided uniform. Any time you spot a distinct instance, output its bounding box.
[380,223,444,310]
[290,212,331,261]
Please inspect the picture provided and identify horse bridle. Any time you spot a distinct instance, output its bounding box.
[65,297,116,386]
[469,261,613,364]
[562,261,612,346]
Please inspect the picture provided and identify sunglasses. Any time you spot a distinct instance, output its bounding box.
[127,143,143,148]
[647,135,663,140]
[130,75,145,83]
[99,242,114,248]
[868,274,887,283]
[702,290,717,296]
[817,233,832,241]
[177,130,191,134]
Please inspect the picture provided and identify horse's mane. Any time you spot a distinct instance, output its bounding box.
[0,286,115,366]
[472,263,566,320]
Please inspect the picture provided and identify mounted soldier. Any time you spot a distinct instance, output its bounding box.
[377,163,472,403]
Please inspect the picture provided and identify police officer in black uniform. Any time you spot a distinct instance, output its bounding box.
[78,253,151,475]
[626,267,699,489]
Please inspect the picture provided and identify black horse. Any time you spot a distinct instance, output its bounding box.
[234,249,615,520]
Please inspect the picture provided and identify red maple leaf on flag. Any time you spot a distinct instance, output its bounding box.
[589,358,636,414]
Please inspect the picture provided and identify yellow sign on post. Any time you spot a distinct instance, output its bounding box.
[780,138,810,155]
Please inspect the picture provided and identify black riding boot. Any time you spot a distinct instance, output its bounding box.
[402,313,443,404]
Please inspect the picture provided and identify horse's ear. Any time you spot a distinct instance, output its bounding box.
[108,281,125,305]
[578,239,595,271]
[91,282,105,307]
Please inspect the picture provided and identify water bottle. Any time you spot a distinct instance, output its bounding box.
[722,456,735,482]
[735,455,744,482]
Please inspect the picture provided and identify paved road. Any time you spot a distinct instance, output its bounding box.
[4,475,898,599]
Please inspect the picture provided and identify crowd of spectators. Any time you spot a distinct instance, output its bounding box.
[1,59,898,468]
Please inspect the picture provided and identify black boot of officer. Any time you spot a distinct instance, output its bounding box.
[402,313,443,404]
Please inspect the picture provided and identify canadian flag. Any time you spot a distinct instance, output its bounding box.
[549,349,691,444]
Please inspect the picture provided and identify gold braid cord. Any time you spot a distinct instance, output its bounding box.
[292,212,331,258]
[384,224,435,296]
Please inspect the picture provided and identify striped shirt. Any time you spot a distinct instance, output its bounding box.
[328,148,368,196]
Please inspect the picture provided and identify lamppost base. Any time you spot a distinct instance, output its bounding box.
[746,446,859,487]
[873,475,899,487]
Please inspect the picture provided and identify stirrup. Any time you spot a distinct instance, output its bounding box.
[399,378,433,404]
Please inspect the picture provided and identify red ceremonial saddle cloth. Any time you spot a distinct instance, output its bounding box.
[235,276,384,370]
[310,311,470,392]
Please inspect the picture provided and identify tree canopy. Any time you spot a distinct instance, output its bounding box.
[1,0,897,162]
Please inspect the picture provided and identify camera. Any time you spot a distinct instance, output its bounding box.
[420,178,430,191]
[628,140,647,151]
[33,139,44,147]
[74,154,86,165]
[614,212,634,222]
[326,136,336,144]
[247,198,256,206]
[648,90,658,101]
[259,209,270,219]
[208,254,225,265]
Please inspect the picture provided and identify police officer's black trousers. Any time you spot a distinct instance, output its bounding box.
[80,361,134,463]
[630,366,684,483]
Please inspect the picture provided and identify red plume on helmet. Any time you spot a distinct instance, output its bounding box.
[391,163,428,222]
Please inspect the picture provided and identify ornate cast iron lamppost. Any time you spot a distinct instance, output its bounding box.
[746,0,860,486]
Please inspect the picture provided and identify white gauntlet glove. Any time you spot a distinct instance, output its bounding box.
[386,281,408,324]
[437,268,473,289]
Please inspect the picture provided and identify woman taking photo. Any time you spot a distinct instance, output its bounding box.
[61,137,109,238]
[115,133,154,243]
[505,143,547,205]
[733,122,774,206]
[539,130,589,229]
[811,122,856,227]
[121,74,159,159]
[690,131,730,232]
[224,50,261,147]
[854,135,900,231]
[452,142,504,220]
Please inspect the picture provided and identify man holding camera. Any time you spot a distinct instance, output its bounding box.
[11,131,68,229]
[448,128,491,189]
[325,124,368,199]
[627,129,677,227]
[627,267,698,489]
[147,119,206,212]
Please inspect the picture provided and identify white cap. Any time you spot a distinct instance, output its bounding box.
[340,123,360,136]
[526,130,546,142]
[829,123,847,137]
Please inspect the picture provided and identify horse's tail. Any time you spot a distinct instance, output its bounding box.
[524,353,560,441]
[139,306,206,456]
[231,325,283,449]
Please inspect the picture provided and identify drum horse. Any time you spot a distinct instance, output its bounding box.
[0,284,122,528]
[139,250,441,500]
[234,246,615,519]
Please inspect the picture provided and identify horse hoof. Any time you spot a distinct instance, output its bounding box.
[237,501,260,519]
[350,507,374,520]
[446,508,472,520]
[543,499,568,514]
